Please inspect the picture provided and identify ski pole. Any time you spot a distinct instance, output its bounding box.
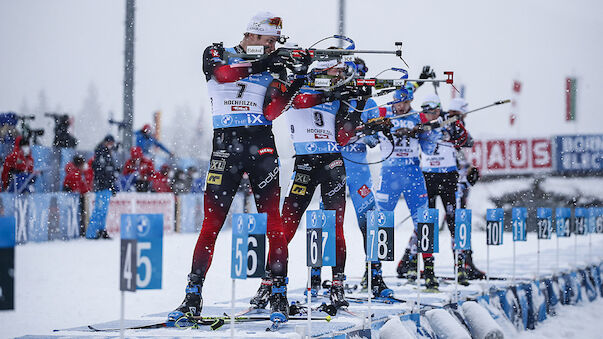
[307,267,312,337]
[454,250,458,304]
[395,214,412,228]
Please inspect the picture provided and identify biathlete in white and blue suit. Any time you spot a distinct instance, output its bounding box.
[364,84,443,290]
[336,59,393,298]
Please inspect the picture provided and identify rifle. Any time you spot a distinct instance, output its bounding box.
[223,40,406,63]
[363,99,511,135]
[108,119,127,130]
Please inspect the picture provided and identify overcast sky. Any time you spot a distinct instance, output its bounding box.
[1,0,602,149]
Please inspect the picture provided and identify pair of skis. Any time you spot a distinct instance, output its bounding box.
[87,316,224,332]
[88,309,332,333]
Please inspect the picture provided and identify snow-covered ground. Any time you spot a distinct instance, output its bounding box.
[2,177,603,338]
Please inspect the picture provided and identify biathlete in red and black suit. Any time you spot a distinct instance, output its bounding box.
[170,12,309,322]
[250,59,359,311]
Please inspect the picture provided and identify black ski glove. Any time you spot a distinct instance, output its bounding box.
[251,48,286,74]
[284,50,312,75]
[323,85,371,102]
[467,167,480,186]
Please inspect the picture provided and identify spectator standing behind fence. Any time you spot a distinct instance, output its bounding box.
[86,135,118,239]
[1,135,35,192]
[135,124,172,157]
[151,164,172,192]
[63,154,92,193]
[123,146,154,192]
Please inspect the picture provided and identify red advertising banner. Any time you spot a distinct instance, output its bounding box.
[462,138,552,175]
[486,140,506,170]
[86,192,175,236]
[532,138,553,168]
[509,139,529,169]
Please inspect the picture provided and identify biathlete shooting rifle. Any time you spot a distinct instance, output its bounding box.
[224,35,406,64]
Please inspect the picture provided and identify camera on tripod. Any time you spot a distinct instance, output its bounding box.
[45,112,77,148]
[15,114,45,145]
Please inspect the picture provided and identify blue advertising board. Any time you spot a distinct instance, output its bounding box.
[13,193,80,244]
[555,134,603,173]
[177,193,203,233]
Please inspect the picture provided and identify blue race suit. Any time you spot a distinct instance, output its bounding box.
[135,130,171,156]
[364,99,441,257]
[340,99,377,257]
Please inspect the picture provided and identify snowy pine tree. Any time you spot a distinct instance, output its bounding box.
[75,83,107,151]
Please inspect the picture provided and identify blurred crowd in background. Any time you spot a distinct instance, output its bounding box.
[0,112,206,196]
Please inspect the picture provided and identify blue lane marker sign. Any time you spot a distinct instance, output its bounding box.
[0,216,15,310]
[366,210,394,262]
[512,207,528,241]
[122,214,163,290]
[231,214,249,279]
[246,213,267,278]
[120,215,137,292]
[307,210,336,267]
[556,208,571,238]
[537,208,553,239]
[575,208,587,235]
[417,208,439,253]
[596,208,603,234]
[486,208,504,246]
[454,209,471,251]
[306,210,323,268]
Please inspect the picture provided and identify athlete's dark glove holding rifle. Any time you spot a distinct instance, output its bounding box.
[394,125,423,138]
[323,85,366,102]
[358,116,393,136]
[251,48,288,73]
[283,49,312,75]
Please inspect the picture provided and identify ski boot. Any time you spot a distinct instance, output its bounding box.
[423,257,439,291]
[361,263,393,297]
[397,249,417,280]
[330,273,349,309]
[457,253,470,286]
[269,276,289,323]
[98,229,112,240]
[168,273,203,321]
[249,275,272,309]
[304,267,321,297]
[465,250,486,280]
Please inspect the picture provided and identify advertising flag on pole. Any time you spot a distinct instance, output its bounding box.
[565,77,577,121]
[510,80,521,126]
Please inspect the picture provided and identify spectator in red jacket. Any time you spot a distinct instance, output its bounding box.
[151,164,172,192]
[1,136,34,191]
[63,154,92,194]
[123,146,154,192]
